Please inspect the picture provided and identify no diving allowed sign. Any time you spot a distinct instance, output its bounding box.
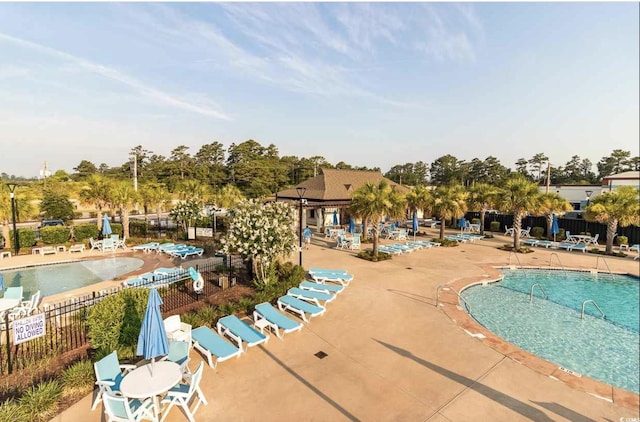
[12,313,46,345]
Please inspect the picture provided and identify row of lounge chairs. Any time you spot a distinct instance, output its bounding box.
[521,239,587,252]
[132,242,204,259]
[445,234,485,243]
[378,240,441,255]
[187,267,353,368]
[122,266,190,288]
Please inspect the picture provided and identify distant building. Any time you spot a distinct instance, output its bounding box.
[276,169,409,231]
[541,171,639,211]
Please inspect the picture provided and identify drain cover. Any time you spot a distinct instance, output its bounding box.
[406,267,413,270]
[314,351,328,359]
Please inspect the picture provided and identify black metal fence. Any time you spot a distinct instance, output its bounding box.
[470,213,640,244]
[0,255,247,376]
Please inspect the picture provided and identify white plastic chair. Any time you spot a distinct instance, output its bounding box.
[102,390,157,422]
[9,290,40,319]
[163,315,192,344]
[160,362,207,422]
[89,237,102,252]
[92,351,136,411]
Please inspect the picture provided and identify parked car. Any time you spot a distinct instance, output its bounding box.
[40,219,65,228]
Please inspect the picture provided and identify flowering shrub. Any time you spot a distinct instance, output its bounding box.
[221,199,297,284]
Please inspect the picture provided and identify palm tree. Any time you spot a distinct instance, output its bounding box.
[79,175,112,232]
[405,186,432,218]
[111,181,139,239]
[497,175,541,250]
[537,193,572,240]
[431,184,468,240]
[139,183,171,228]
[584,186,639,254]
[467,183,499,235]
[349,180,406,256]
[176,179,209,202]
[212,184,245,210]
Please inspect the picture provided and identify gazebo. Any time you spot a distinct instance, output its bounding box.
[276,169,409,233]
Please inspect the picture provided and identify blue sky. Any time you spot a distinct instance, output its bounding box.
[0,2,638,178]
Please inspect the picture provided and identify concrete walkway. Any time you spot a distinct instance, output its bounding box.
[50,230,640,421]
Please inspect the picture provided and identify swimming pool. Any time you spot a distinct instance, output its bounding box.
[461,269,639,393]
[0,257,144,298]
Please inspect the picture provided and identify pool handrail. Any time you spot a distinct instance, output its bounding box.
[594,256,615,281]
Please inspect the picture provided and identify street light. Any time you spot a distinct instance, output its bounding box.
[209,206,218,235]
[295,186,306,267]
[585,190,593,207]
[6,183,19,255]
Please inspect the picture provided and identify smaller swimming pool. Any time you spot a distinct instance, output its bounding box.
[1,258,144,298]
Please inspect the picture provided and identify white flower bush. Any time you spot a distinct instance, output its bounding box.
[221,199,297,284]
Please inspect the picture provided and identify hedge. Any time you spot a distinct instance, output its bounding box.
[9,228,37,251]
[40,226,71,245]
[129,220,147,237]
[74,224,99,242]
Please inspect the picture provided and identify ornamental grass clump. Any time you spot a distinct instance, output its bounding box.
[18,380,61,422]
[60,360,94,399]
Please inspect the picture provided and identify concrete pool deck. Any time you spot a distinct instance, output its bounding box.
[39,230,640,420]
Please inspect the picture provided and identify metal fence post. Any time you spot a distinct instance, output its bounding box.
[4,312,12,374]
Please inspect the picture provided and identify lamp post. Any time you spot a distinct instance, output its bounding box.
[295,186,306,267]
[585,190,593,207]
[209,206,218,235]
[6,183,19,255]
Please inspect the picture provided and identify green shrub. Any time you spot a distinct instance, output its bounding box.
[219,301,238,316]
[489,221,501,232]
[558,228,566,240]
[129,220,148,237]
[61,360,94,398]
[18,380,61,422]
[9,228,37,251]
[531,226,544,239]
[0,399,28,422]
[110,223,123,237]
[74,223,99,242]
[86,289,150,359]
[471,218,480,225]
[40,226,71,245]
[73,212,83,219]
[237,297,254,315]
[189,306,219,328]
[616,235,628,245]
[89,211,98,218]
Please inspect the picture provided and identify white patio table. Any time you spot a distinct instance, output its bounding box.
[120,360,181,418]
[568,234,592,244]
[0,298,20,313]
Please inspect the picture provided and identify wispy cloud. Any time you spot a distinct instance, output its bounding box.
[0,31,232,120]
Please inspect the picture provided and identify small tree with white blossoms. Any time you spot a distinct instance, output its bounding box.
[221,199,297,285]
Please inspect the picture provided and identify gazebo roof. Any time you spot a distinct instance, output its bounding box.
[276,168,409,202]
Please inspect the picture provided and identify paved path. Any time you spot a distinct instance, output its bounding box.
[50,231,640,421]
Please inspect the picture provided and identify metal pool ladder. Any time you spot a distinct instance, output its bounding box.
[581,299,606,320]
[529,283,548,303]
[507,252,527,274]
[548,253,567,274]
[595,256,615,281]
[436,285,472,313]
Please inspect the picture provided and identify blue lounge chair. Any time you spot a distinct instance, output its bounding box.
[171,247,205,259]
[277,295,325,323]
[299,281,344,295]
[309,267,349,275]
[522,239,539,246]
[569,243,587,253]
[216,315,268,352]
[131,242,159,253]
[191,326,241,368]
[253,303,303,339]
[287,287,336,306]
[533,240,554,248]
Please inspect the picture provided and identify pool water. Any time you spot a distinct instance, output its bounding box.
[461,269,639,393]
[1,257,144,298]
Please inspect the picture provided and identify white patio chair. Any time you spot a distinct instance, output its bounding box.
[9,290,41,319]
[92,351,136,410]
[349,234,361,250]
[504,226,514,236]
[160,362,207,422]
[520,227,531,238]
[101,238,116,252]
[102,391,157,422]
[587,233,599,245]
[163,315,192,344]
[89,237,102,252]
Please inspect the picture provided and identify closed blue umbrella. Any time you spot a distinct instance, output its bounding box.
[136,289,169,374]
[551,214,559,242]
[412,212,419,240]
[348,217,355,234]
[333,210,338,227]
[102,214,112,237]
[0,274,4,292]
[459,217,467,232]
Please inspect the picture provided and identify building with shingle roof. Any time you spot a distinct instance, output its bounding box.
[276,169,409,231]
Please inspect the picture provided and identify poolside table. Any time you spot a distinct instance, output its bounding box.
[120,360,181,419]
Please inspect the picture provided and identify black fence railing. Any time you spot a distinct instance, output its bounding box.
[0,255,247,377]
[468,212,640,245]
